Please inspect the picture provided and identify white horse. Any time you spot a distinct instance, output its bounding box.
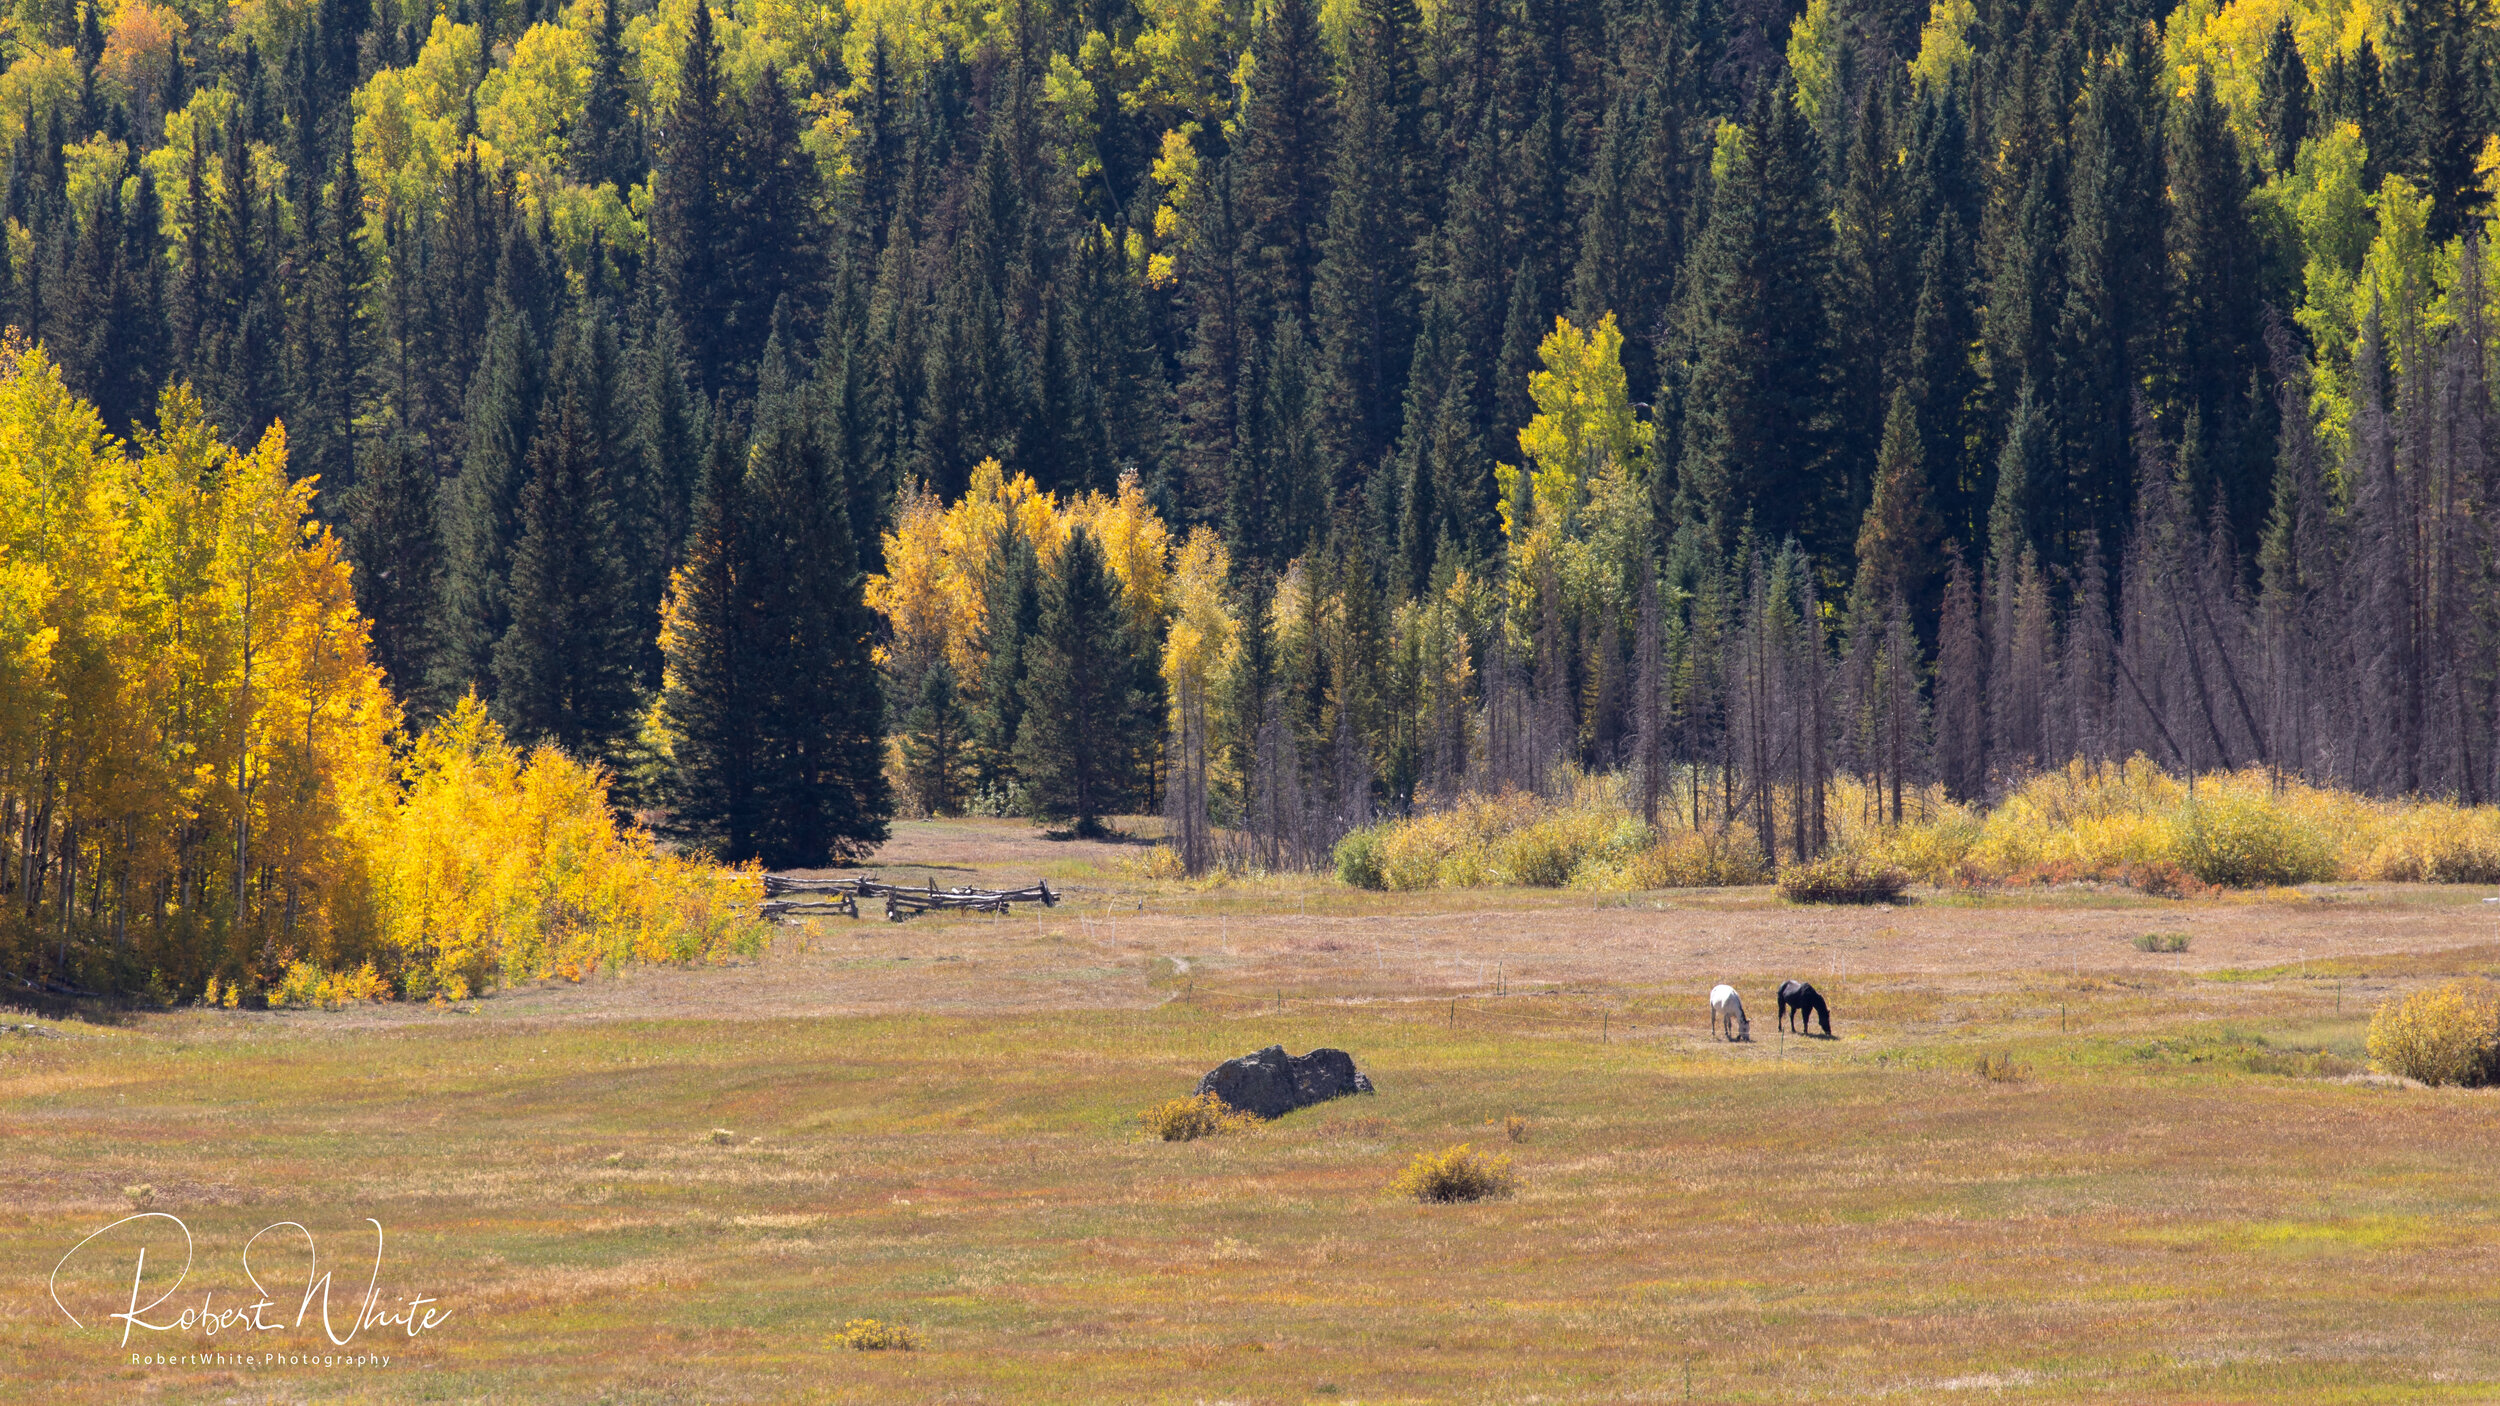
[1710,984,1750,1042]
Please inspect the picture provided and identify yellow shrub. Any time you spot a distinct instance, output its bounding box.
[2174,793,2335,887]
[1623,828,1769,888]
[2363,805,2500,883]
[271,960,393,1009]
[1778,853,1910,904]
[1139,1092,1259,1141]
[2367,980,2500,1087]
[1390,1143,1517,1202]
[833,1318,922,1351]
[1494,807,1627,887]
[358,698,767,998]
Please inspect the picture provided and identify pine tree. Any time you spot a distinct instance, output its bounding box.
[901,658,971,816]
[651,0,741,398]
[974,527,1042,797]
[1311,0,1427,485]
[2166,69,2266,548]
[662,412,764,858]
[1676,83,1839,554]
[1852,385,1941,626]
[345,431,445,712]
[571,0,644,195]
[1935,549,1985,799]
[492,313,642,764]
[2256,17,2312,177]
[1014,527,1147,835]
[1234,0,1335,329]
[740,360,892,866]
[433,299,543,702]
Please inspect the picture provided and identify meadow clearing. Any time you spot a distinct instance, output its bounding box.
[7,817,2500,1403]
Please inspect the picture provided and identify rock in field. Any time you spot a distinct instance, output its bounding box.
[1194,1045,1375,1119]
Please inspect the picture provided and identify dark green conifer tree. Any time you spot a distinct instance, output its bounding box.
[1675,83,1840,554]
[433,298,543,702]
[1014,526,1148,836]
[901,658,971,816]
[345,431,444,712]
[2256,16,2312,176]
[492,313,641,764]
[741,341,893,866]
[661,412,763,858]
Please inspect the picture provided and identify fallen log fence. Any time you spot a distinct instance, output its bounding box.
[759,874,1059,923]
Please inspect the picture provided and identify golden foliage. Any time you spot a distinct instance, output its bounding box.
[868,460,1174,686]
[832,1317,923,1351]
[1777,854,1910,904]
[1139,1092,1259,1141]
[1389,1143,1517,1203]
[2367,981,2500,1087]
[0,346,760,1000]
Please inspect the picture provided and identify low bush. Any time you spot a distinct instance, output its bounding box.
[833,1318,922,1351]
[1626,828,1769,888]
[2367,980,2500,1087]
[1332,825,1390,890]
[1390,1143,1518,1202]
[1777,854,1910,904]
[2134,931,2191,953]
[272,960,393,1009]
[2174,794,2336,888]
[1140,1092,1260,1141]
[2362,805,2500,883]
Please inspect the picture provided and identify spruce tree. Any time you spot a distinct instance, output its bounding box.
[661,413,763,858]
[2256,17,2311,177]
[345,431,445,712]
[900,658,971,816]
[1234,0,1335,329]
[492,314,641,764]
[1014,527,1147,835]
[741,351,892,866]
[651,0,741,398]
[433,299,544,703]
[974,528,1042,798]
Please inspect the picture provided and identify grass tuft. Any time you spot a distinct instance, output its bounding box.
[1391,1143,1518,1203]
[1974,1052,2030,1083]
[1140,1092,1260,1141]
[2135,931,2192,953]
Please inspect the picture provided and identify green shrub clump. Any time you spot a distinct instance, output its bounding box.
[2367,980,2500,1087]
[1334,825,1390,890]
[1390,1143,1518,1202]
[2174,794,2335,887]
[1140,1092,1260,1141]
[2134,931,2191,953]
[1777,853,1909,904]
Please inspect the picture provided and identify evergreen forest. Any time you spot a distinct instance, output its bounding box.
[9,0,2500,921]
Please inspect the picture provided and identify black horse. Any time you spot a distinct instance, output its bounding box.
[1777,980,1831,1036]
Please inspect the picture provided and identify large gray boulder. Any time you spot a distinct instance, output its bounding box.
[1194,1045,1375,1119]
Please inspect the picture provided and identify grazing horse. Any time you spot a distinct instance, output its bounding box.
[1778,980,1831,1036]
[1709,984,1750,1042]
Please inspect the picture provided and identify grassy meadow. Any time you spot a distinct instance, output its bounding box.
[7,820,2500,1402]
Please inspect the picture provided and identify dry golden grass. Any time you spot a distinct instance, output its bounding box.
[10,822,2500,1401]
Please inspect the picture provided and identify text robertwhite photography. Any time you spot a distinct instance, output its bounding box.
[50,1212,454,1367]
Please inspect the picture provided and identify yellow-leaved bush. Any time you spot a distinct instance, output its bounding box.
[0,344,762,1002]
[1332,759,2500,893]
[357,699,765,1002]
